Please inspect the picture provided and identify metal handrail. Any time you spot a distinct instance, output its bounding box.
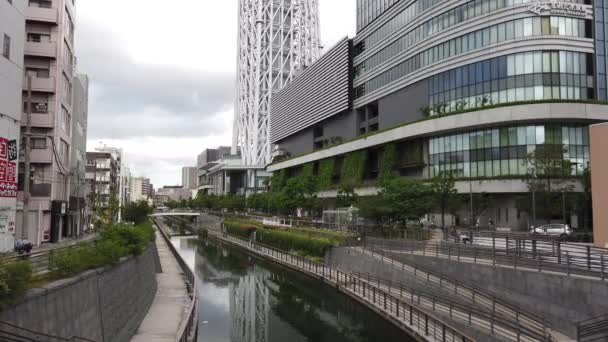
[577,313,608,342]
[366,237,607,279]
[208,227,475,342]
[0,320,96,342]
[353,271,552,341]
[356,245,550,334]
[153,219,198,342]
[0,240,98,274]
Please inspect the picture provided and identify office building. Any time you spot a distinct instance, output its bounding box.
[0,0,25,249]
[268,0,608,230]
[157,186,190,202]
[17,0,79,244]
[231,0,321,193]
[68,73,88,237]
[181,166,197,190]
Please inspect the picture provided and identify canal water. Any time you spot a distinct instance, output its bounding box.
[171,236,415,342]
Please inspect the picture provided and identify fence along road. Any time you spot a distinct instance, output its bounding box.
[205,227,475,342]
[366,237,608,280]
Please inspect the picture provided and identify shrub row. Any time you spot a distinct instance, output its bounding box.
[48,222,155,279]
[0,262,32,310]
[256,228,334,258]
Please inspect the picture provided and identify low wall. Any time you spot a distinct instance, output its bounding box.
[326,247,608,338]
[0,242,159,342]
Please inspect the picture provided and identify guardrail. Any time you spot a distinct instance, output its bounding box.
[354,246,552,341]
[206,226,475,342]
[353,271,551,342]
[0,320,96,342]
[0,240,98,274]
[366,237,607,280]
[577,313,608,342]
[153,219,198,342]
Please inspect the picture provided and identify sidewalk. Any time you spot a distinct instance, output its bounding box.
[130,231,190,342]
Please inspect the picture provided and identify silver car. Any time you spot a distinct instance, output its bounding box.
[530,224,573,238]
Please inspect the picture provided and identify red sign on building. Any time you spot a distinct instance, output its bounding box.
[0,138,17,198]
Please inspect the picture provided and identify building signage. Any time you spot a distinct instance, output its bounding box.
[528,2,587,17]
[0,138,17,198]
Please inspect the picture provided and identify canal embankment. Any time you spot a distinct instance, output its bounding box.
[0,240,159,342]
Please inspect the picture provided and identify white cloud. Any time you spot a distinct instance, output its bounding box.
[78,0,356,187]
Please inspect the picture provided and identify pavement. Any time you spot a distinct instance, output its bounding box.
[130,231,190,342]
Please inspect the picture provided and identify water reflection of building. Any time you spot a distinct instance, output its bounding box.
[230,271,270,342]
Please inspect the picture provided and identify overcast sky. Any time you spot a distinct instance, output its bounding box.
[76,0,356,187]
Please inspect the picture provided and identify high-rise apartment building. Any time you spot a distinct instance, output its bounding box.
[0,0,25,250]
[233,0,321,167]
[129,177,151,203]
[269,0,608,231]
[85,150,121,224]
[17,0,78,244]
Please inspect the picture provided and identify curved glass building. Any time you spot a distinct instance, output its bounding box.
[268,0,608,230]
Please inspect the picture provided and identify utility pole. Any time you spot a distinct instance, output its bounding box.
[75,160,81,238]
[469,181,473,227]
[22,76,32,240]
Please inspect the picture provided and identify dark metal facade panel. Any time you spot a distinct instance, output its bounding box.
[270,38,352,144]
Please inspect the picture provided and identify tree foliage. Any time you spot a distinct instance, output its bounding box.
[123,200,153,225]
[429,173,458,228]
[381,177,433,226]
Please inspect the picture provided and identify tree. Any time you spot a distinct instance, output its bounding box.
[429,173,458,229]
[524,145,576,223]
[357,195,394,224]
[123,200,153,225]
[381,178,433,227]
[336,184,358,208]
[281,176,319,216]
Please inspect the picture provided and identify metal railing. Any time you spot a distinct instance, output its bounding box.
[353,271,551,341]
[153,219,198,342]
[0,320,96,342]
[207,227,475,342]
[577,314,608,342]
[354,246,552,340]
[204,211,431,239]
[366,237,608,279]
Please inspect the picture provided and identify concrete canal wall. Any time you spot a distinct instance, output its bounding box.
[0,243,159,342]
[326,247,608,338]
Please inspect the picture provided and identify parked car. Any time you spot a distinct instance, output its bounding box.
[529,224,573,238]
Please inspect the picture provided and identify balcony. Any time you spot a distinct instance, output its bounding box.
[29,113,54,128]
[24,41,56,58]
[20,147,53,164]
[23,76,55,93]
[25,6,58,24]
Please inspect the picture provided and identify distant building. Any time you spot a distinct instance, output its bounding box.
[86,151,121,222]
[130,177,151,203]
[94,146,126,221]
[68,74,89,237]
[181,167,198,190]
[157,186,190,202]
[0,0,25,249]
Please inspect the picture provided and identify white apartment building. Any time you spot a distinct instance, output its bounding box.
[0,0,25,251]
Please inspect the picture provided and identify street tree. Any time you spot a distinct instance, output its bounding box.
[429,173,458,229]
[381,177,433,227]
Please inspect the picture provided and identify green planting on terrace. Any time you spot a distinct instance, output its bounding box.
[222,218,357,259]
[270,99,608,166]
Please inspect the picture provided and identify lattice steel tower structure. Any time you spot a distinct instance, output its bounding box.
[233,0,321,166]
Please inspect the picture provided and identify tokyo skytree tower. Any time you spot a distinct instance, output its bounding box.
[233,0,321,166]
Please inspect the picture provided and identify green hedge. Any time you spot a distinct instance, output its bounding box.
[49,222,155,279]
[0,262,32,310]
[224,220,257,239]
[257,229,333,258]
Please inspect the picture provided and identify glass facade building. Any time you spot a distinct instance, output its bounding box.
[429,125,590,178]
